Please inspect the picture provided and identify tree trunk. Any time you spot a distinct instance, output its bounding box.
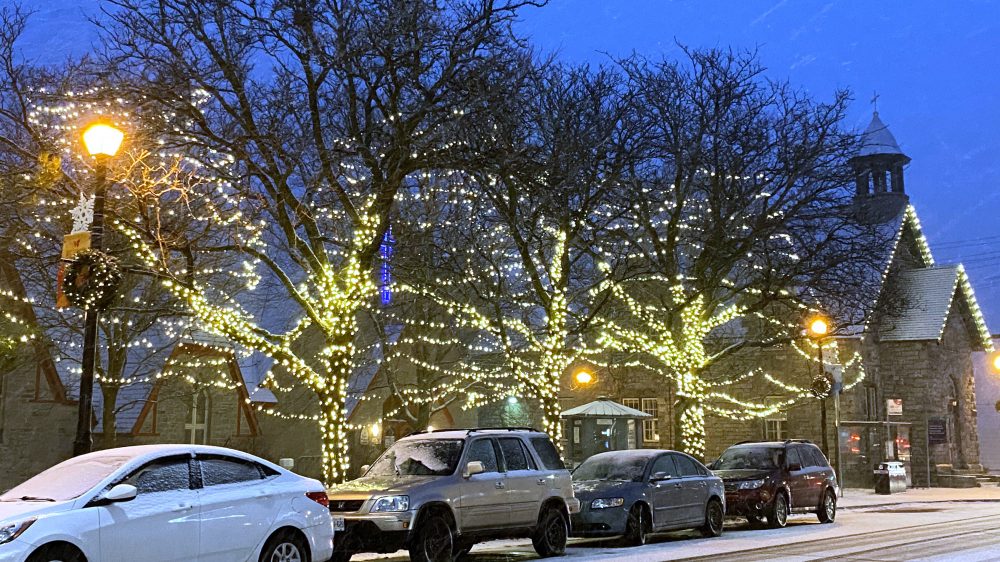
[318,385,349,486]
[102,385,120,450]
[673,397,707,461]
[539,390,563,450]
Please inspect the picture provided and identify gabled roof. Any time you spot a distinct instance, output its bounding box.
[561,399,651,418]
[865,205,993,351]
[880,266,962,341]
[858,112,906,157]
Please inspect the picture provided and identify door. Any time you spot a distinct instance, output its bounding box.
[458,438,509,530]
[648,454,686,529]
[196,454,279,561]
[671,454,709,523]
[498,438,541,527]
[98,455,200,562]
[784,446,812,508]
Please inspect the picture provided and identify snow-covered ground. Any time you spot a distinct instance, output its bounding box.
[354,488,1000,561]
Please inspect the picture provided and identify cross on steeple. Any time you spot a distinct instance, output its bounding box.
[871,90,880,114]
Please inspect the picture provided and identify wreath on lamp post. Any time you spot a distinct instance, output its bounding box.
[810,371,834,399]
[63,249,123,311]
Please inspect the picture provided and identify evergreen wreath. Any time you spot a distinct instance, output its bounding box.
[63,249,122,311]
[810,371,833,399]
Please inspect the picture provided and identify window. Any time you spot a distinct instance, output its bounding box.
[622,398,640,410]
[530,437,565,470]
[865,386,878,420]
[786,447,803,468]
[641,398,659,442]
[499,438,529,471]
[804,445,830,467]
[672,454,701,477]
[186,390,210,444]
[765,418,788,441]
[200,457,263,487]
[519,441,538,470]
[466,439,499,473]
[124,457,191,495]
[650,455,679,478]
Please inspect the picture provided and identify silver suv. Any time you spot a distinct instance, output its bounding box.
[327,428,580,562]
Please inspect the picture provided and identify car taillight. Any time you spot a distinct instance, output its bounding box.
[306,491,330,508]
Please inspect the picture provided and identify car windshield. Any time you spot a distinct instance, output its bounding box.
[573,455,648,482]
[366,439,464,477]
[0,455,132,502]
[713,447,783,470]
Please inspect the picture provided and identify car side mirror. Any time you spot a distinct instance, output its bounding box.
[463,461,485,478]
[650,471,671,482]
[103,484,138,503]
[787,463,802,472]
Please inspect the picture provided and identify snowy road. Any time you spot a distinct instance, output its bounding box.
[353,500,1000,561]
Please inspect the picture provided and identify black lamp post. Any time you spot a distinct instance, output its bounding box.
[72,123,123,456]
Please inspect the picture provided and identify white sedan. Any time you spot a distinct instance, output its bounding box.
[0,444,333,562]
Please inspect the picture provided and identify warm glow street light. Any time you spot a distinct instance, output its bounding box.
[82,123,125,157]
[808,316,830,337]
[73,120,125,457]
[574,369,594,385]
[991,351,1000,374]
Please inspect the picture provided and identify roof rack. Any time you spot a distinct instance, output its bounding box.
[783,439,813,444]
[404,427,540,437]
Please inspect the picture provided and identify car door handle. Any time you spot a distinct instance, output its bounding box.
[172,502,194,512]
[495,481,505,489]
[537,478,547,486]
[672,484,682,489]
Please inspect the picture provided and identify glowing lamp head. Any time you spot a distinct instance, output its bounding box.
[574,369,594,385]
[369,422,381,438]
[82,123,124,157]
[506,396,518,405]
[807,317,830,337]
[426,425,435,432]
[992,352,1000,374]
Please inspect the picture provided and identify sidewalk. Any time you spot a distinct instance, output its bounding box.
[839,486,1000,509]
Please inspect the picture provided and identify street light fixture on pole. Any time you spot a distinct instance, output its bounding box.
[807,314,841,494]
[72,122,124,456]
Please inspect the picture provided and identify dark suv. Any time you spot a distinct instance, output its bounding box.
[709,440,837,528]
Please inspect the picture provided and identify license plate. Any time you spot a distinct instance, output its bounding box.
[333,516,345,532]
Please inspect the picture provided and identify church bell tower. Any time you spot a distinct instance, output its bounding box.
[850,111,911,222]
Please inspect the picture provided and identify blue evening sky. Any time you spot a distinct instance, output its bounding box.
[19,1,1000,329]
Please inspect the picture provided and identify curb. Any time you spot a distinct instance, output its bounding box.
[840,498,1000,510]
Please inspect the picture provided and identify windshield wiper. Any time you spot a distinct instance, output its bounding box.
[5,495,56,502]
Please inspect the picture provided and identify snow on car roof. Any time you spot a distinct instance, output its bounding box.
[69,444,272,467]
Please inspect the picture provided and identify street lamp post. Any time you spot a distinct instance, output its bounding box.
[808,316,841,494]
[72,123,124,456]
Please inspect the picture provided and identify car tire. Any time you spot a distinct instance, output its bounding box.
[623,503,651,546]
[766,492,789,529]
[700,498,725,538]
[259,530,309,562]
[817,488,837,523]
[409,514,454,562]
[532,507,568,557]
[27,544,86,562]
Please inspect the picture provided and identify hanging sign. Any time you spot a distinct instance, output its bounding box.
[927,418,947,445]
[61,231,92,260]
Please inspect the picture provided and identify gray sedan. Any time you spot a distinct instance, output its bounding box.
[570,450,725,545]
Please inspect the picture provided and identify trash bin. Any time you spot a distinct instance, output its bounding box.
[874,461,907,494]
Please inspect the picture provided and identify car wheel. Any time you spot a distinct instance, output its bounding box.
[259,530,308,562]
[767,492,789,529]
[817,489,837,523]
[27,544,86,562]
[623,503,650,546]
[700,498,725,538]
[409,515,453,562]
[532,507,568,557]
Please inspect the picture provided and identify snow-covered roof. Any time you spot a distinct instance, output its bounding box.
[561,399,651,418]
[858,112,906,157]
[880,266,962,341]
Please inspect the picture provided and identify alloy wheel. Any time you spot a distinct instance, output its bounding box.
[270,542,302,562]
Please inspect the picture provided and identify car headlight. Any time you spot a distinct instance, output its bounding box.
[737,479,766,490]
[590,497,625,509]
[370,495,410,513]
[0,519,35,545]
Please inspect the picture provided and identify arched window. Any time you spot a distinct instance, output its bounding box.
[185,389,210,444]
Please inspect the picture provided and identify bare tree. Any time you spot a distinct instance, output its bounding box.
[598,48,890,457]
[100,0,538,483]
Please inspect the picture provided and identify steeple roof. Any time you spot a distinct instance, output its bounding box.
[859,112,906,157]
